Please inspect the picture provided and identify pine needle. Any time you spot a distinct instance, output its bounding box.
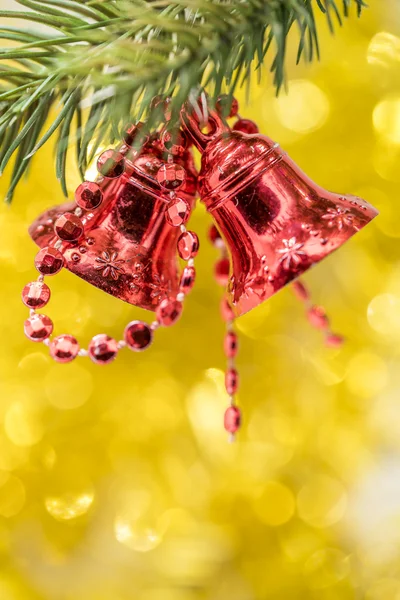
[0,0,367,201]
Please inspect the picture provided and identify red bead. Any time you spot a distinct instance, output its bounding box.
[214,257,230,286]
[150,95,164,110]
[35,247,64,275]
[88,334,118,364]
[225,368,239,395]
[97,150,125,178]
[179,266,196,293]
[50,334,79,363]
[307,305,329,330]
[220,296,235,322]
[24,313,53,342]
[233,118,259,134]
[55,213,84,242]
[224,331,238,358]
[157,163,186,191]
[150,96,172,121]
[124,321,153,351]
[177,231,199,260]
[21,281,51,309]
[166,198,190,227]
[156,298,182,327]
[216,95,239,118]
[75,181,103,210]
[161,130,187,156]
[224,405,241,434]
[325,333,344,348]
[208,225,223,246]
[292,280,309,301]
[123,122,147,146]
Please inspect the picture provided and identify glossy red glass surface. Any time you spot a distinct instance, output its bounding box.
[216,95,239,118]
[124,321,153,351]
[292,280,309,302]
[29,136,197,312]
[50,334,79,363]
[233,118,259,134]
[88,334,118,364]
[165,198,190,227]
[179,266,196,293]
[208,225,222,246]
[224,331,238,358]
[156,298,182,326]
[181,107,378,316]
[156,163,186,191]
[123,122,147,147]
[21,281,51,309]
[307,305,329,329]
[161,130,187,156]
[24,313,53,342]
[220,296,235,322]
[214,257,230,286]
[224,405,241,433]
[75,181,103,210]
[34,247,64,275]
[177,231,199,261]
[54,214,84,242]
[225,368,239,395]
[97,150,125,178]
[325,333,344,348]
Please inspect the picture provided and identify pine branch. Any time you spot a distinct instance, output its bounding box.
[0,0,366,202]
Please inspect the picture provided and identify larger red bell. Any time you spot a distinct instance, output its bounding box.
[181,108,378,316]
[29,132,197,311]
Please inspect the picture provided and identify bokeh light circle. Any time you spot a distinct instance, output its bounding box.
[253,481,295,526]
[297,475,347,528]
[373,95,400,144]
[274,80,330,134]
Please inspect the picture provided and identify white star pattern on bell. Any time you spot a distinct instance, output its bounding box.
[322,207,354,230]
[277,237,306,270]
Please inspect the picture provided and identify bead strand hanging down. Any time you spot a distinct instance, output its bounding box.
[208,225,241,441]
[291,281,344,348]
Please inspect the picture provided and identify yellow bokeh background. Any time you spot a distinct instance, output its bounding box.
[1,2,400,598]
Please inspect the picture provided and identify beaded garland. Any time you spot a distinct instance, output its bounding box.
[207,224,242,440]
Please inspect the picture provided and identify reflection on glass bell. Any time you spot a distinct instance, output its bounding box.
[29,132,197,312]
[181,108,378,316]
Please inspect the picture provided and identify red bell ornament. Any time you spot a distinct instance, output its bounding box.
[29,133,197,312]
[181,108,378,316]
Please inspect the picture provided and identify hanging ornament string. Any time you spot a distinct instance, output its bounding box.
[291,281,344,348]
[189,90,209,127]
[190,92,242,439]
[208,225,241,441]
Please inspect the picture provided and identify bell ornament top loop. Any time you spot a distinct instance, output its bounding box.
[180,103,229,152]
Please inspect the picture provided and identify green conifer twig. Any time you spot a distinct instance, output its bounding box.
[0,0,366,202]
